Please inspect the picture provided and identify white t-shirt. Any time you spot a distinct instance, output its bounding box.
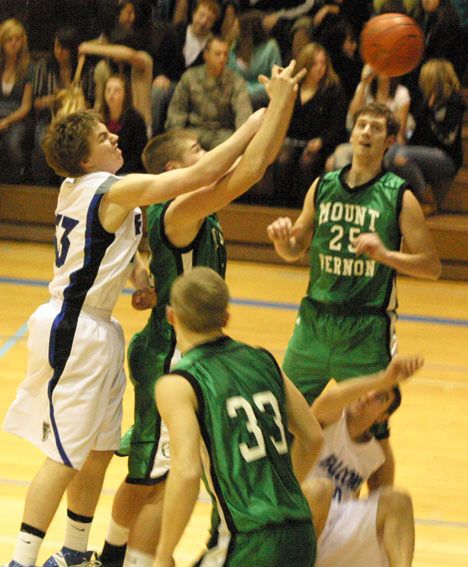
[183,25,209,68]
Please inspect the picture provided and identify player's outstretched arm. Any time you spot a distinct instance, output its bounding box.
[102,110,263,218]
[283,373,324,482]
[352,190,441,280]
[165,62,304,247]
[267,177,317,261]
[312,355,424,427]
[155,375,202,567]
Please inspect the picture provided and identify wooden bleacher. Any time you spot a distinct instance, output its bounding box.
[1,89,467,280]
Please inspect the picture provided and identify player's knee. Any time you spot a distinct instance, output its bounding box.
[379,487,413,517]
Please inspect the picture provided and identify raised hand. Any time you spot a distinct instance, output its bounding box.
[383,355,425,386]
[258,59,307,100]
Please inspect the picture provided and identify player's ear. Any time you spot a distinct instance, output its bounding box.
[384,134,396,150]
[166,305,175,326]
[165,160,179,171]
[222,310,229,327]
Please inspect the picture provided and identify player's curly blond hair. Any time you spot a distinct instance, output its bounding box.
[42,110,101,178]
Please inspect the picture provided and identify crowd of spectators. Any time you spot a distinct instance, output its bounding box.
[0,0,466,211]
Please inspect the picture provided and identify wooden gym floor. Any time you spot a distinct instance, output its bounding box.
[1,241,467,566]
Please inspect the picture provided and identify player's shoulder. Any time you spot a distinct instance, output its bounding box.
[379,169,407,190]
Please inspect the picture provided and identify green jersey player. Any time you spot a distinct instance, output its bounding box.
[155,267,323,567]
[100,60,307,567]
[267,103,441,485]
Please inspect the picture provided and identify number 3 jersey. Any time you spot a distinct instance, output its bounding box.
[309,167,406,312]
[170,336,312,533]
[49,172,143,314]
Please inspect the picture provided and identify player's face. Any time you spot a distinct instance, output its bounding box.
[179,138,206,167]
[192,5,217,37]
[349,389,394,427]
[105,77,126,111]
[204,40,228,77]
[350,113,391,160]
[83,122,123,174]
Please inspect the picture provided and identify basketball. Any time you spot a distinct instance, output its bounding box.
[360,13,424,77]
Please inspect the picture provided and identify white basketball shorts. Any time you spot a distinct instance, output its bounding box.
[316,492,389,567]
[3,300,126,469]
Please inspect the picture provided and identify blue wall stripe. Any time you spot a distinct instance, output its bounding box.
[1,276,468,328]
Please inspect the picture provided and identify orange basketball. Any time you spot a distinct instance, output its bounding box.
[360,13,424,77]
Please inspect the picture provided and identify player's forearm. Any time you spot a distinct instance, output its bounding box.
[228,97,296,191]
[129,252,150,289]
[313,371,387,418]
[379,250,441,280]
[273,238,304,262]
[156,468,200,562]
[291,434,322,483]
[191,118,258,184]
[259,95,296,165]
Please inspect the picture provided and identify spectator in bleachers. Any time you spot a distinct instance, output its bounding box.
[102,73,147,172]
[151,0,221,135]
[31,26,95,185]
[79,14,153,136]
[373,0,416,13]
[0,18,33,183]
[165,35,252,149]
[227,10,282,109]
[413,0,466,81]
[319,18,362,102]
[262,0,371,65]
[218,0,240,46]
[273,42,347,208]
[385,58,465,212]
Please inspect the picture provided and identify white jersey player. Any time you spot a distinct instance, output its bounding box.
[304,355,424,567]
[3,108,264,567]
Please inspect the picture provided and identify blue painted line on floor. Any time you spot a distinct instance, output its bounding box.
[0,323,28,357]
[1,276,468,328]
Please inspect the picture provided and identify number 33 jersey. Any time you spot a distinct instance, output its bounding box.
[49,172,143,314]
[170,336,311,533]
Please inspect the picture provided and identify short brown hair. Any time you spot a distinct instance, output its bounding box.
[42,110,101,178]
[352,102,400,138]
[170,267,229,333]
[194,0,221,22]
[142,130,198,174]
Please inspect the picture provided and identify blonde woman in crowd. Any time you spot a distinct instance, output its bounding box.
[0,18,33,183]
[385,58,465,212]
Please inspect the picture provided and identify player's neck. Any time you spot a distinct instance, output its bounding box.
[178,329,226,354]
[347,159,382,188]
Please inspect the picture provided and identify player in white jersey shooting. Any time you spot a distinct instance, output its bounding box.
[3,104,268,567]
